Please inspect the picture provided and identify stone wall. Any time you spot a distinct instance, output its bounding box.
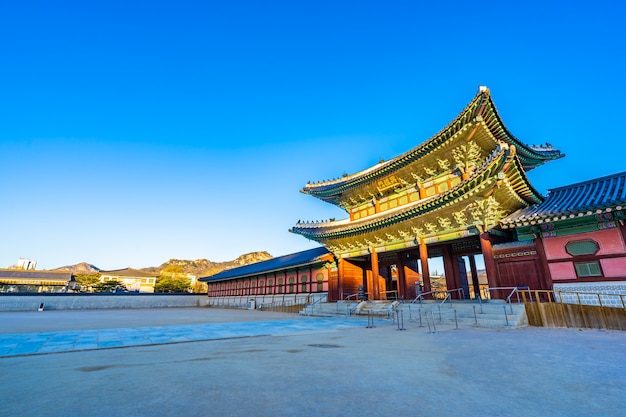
[0,294,210,311]
[553,281,626,307]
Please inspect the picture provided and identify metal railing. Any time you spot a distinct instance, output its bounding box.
[410,288,465,305]
[301,293,328,315]
[259,299,305,313]
[484,286,532,303]
[521,289,626,330]
[521,289,626,308]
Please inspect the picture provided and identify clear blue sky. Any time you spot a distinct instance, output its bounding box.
[1,1,624,270]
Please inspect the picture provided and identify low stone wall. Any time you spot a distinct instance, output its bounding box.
[0,294,210,312]
[553,281,626,307]
[207,293,327,309]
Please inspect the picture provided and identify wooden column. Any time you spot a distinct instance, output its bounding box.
[370,249,380,300]
[533,237,553,290]
[419,241,431,295]
[396,252,407,301]
[441,244,459,298]
[480,232,499,298]
[468,255,481,299]
[330,259,342,302]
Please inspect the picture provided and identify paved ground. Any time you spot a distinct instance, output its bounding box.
[1,307,625,417]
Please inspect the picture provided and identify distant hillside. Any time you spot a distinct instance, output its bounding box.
[141,251,274,277]
[52,262,101,274]
[50,252,273,277]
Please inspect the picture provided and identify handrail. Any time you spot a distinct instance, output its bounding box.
[410,288,465,305]
[504,286,531,304]
[379,290,399,300]
[343,292,371,301]
[486,286,532,303]
[307,293,327,306]
[439,293,451,308]
[305,293,328,314]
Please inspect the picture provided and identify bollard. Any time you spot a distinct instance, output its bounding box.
[473,305,478,325]
[396,311,406,331]
[503,305,509,326]
[367,312,376,328]
[454,309,459,330]
[426,312,432,333]
[431,311,437,333]
[418,308,424,327]
[38,303,44,312]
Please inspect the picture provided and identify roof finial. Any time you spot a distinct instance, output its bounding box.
[478,85,489,93]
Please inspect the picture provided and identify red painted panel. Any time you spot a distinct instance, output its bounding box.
[544,228,626,260]
[601,258,626,278]
[548,262,577,280]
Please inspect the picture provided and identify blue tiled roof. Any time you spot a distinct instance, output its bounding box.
[501,171,626,227]
[199,247,331,282]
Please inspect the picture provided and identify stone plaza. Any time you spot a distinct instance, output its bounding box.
[1,308,625,417]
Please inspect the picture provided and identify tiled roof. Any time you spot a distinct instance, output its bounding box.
[199,247,331,282]
[301,87,563,203]
[0,269,73,281]
[501,171,626,227]
[292,143,542,241]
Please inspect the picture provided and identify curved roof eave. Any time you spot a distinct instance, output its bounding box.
[293,147,511,240]
[501,170,626,227]
[302,88,562,203]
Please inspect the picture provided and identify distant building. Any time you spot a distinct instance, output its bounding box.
[15,258,37,270]
[99,268,159,293]
[0,269,74,293]
[200,247,332,298]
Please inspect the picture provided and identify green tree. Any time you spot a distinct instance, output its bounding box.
[74,273,101,292]
[155,265,191,293]
[94,279,127,293]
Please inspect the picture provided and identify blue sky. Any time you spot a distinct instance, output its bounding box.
[1,1,625,270]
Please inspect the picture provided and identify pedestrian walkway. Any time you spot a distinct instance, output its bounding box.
[0,316,368,357]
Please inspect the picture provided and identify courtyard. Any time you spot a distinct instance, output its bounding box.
[1,308,625,417]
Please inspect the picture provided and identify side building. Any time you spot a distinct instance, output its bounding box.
[99,268,159,293]
[499,171,626,301]
[200,247,333,306]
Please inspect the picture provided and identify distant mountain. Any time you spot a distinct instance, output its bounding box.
[52,262,100,274]
[50,252,273,277]
[140,251,274,277]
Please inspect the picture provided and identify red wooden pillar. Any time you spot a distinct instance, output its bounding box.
[533,237,553,290]
[441,244,460,298]
[370,249,380,300]
[419,241,431,295]
[480,232,499,298]
[468,255,481,299]
[396,252,407,301]
[337,258,345,301]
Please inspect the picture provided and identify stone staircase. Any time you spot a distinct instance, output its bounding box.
[300,299,528,328]
[396,299,528,328]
